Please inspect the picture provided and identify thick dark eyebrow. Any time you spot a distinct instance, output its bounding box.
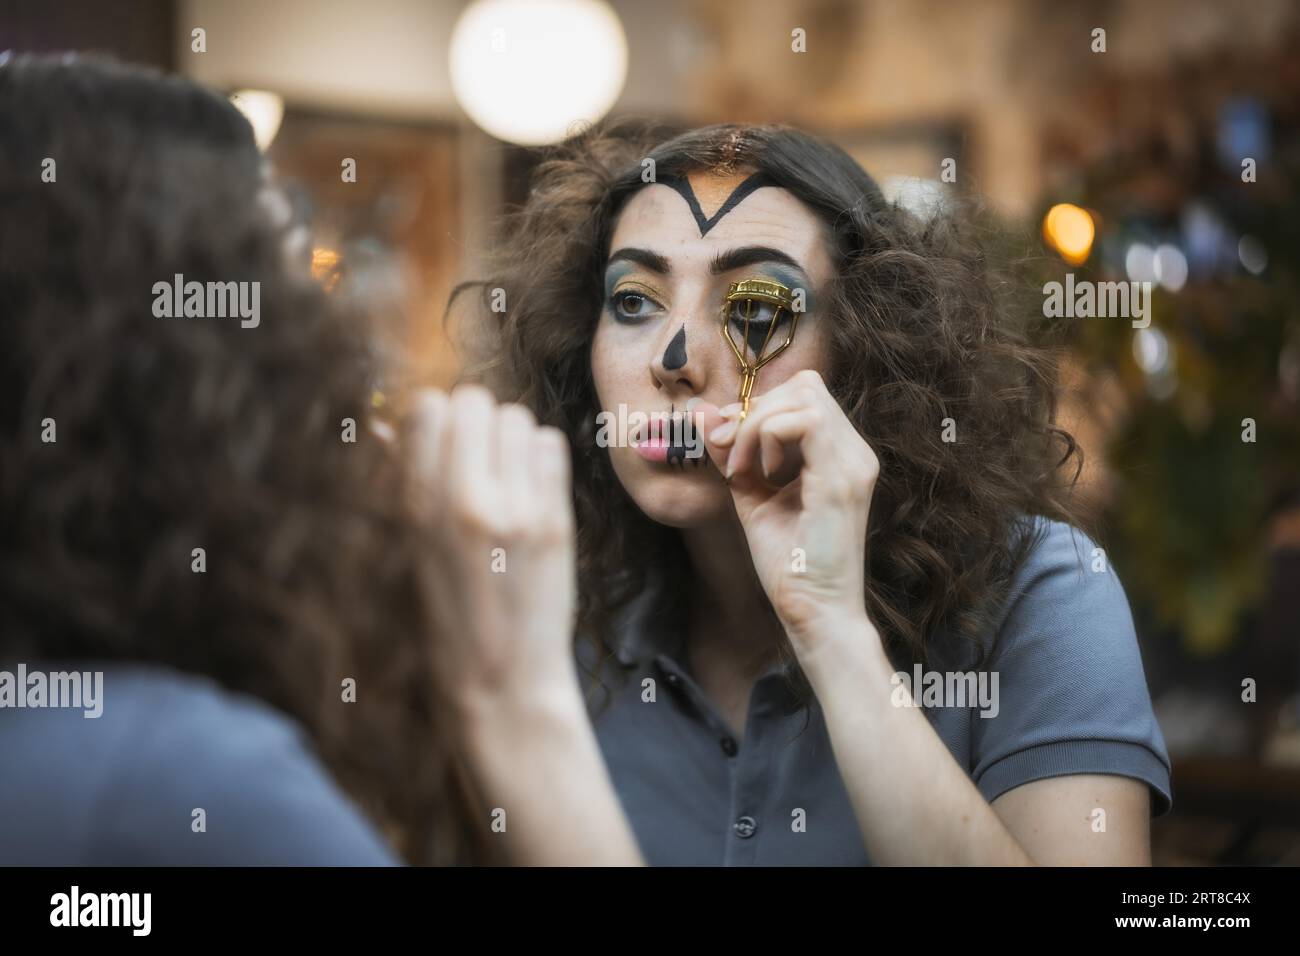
[606,247,670,274]
[605,244,809,281]
[709,245,807,277]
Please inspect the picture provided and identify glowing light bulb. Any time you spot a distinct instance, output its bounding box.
[1042,204,1095,266]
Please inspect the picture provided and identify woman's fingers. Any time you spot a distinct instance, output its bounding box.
[447,384,497,510]
[409,388,450,514]
[495,402,538,526]
[533,425,575,539]
[417,387,574,545]
[406,384,580,718]
[724,384,818,480]
[757,411,809,485]
[693,399,735,475]
[724,371,851,485]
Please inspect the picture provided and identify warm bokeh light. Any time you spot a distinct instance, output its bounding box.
[449,0,627,145]
[228,89,284,152]
[311,247,342,292]
[1042,203,1095,266]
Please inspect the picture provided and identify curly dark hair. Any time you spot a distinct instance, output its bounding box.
[455,121,1086,685]
[0,53,482,865]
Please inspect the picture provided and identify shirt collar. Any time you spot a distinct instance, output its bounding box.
[612,576,685,667]
[612,574,797,685]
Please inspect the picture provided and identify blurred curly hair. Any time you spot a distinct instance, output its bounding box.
[0,53,482,864]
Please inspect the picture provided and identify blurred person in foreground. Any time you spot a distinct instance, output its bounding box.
[0,53,639,866]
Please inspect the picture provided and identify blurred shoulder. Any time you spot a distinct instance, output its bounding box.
[0,663,397,865]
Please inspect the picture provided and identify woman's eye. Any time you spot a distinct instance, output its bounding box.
[611,290,661,322]
[728,297,792,358]
[728,297,783,329]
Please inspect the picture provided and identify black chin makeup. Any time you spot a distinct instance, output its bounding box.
[664,402,709,471]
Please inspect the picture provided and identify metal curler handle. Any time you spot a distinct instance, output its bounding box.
[720,277,799,421]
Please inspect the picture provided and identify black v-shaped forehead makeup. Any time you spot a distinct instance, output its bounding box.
[656,172,779,236]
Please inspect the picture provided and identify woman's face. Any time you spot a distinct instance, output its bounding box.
[591,168,836,528]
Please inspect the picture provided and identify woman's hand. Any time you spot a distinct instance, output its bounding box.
[405,385,643,866]
[407,384,578,718]
[696,369,880,649]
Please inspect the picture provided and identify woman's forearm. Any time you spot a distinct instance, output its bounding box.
[459,674,645,866]
[796,615,1035,866]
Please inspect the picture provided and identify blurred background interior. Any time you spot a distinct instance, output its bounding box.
[5,0,1298,865]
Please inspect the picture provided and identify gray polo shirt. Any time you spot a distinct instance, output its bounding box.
[0,664,398,865]
[578,517,1172,866]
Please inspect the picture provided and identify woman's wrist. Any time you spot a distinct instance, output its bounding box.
[452,661,645,866]
[458,668,587,755]
[789,610,890,685]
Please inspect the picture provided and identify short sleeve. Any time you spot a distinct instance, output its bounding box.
[968,518,1173,817]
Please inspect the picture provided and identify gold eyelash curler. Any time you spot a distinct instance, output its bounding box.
[720,277,798,422]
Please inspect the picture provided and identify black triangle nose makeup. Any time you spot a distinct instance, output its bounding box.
[662,323,688,371]
[721,277,798,421]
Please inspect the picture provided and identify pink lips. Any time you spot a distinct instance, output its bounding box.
[632,415,673,463]
[633,436,670,462]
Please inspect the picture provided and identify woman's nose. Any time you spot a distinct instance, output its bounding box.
[661,323,688,372]
[650,314,714,395]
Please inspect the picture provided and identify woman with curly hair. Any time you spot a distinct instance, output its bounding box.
[450,122,1172,865]
[0,53,641,867]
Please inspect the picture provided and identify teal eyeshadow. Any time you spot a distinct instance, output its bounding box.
[762,265,814,313]
[603,261,813,313]
[603,261,635,302]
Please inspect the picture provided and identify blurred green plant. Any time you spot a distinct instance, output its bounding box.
[1054,174,1300,654]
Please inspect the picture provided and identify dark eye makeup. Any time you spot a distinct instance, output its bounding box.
[725,284,794,357]
[727,296,787,329]
[608,284,666,324]
[604,272,806,332]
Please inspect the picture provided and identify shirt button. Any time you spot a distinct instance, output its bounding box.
[733,815,757,839]
[665,673,680,686]
[720,737,737,757]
